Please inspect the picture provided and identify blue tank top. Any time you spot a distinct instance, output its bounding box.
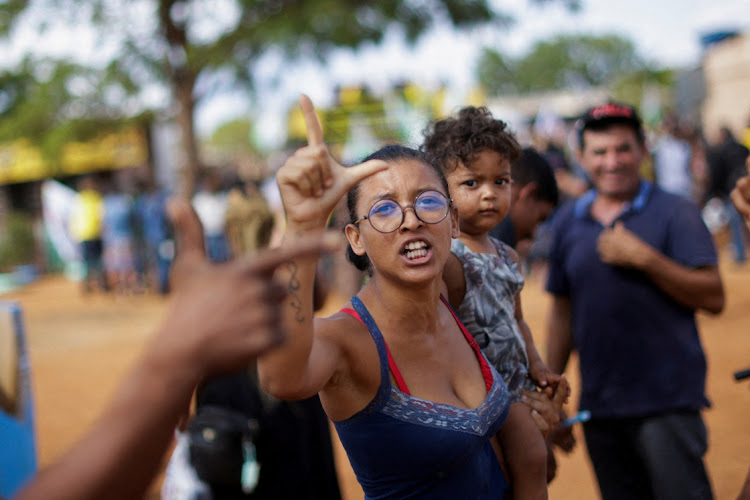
[333,295,510,500]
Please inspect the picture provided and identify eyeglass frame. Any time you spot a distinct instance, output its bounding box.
[353,189,453,234]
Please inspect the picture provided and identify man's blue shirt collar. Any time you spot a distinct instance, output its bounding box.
[574,180,653,219]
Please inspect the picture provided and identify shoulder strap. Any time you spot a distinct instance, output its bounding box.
[349,297,411,395]
[439,295,494,393]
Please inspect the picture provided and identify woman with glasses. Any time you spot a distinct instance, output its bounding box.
[258,96,563,499]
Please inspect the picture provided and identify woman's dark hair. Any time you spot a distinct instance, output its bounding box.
[345,144,450,272]
[422,106,522,174]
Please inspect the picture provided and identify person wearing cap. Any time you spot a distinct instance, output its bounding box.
[545,101,725,499]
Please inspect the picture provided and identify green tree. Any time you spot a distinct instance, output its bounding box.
[2,0,576,194]
[479,33,649,95]
[0,57,151,173]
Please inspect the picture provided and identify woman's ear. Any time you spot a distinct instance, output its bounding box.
[344,224,367,256]
[450,205,461,238]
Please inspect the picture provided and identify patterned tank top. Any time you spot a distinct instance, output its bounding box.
[451,237,536,401]
[333,295,510,500]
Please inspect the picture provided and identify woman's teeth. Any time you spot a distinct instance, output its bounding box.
[405,242,428,260]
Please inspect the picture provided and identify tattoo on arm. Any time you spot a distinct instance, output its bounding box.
[285,260,304,323]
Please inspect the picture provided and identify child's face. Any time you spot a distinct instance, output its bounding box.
[445,149,512,237]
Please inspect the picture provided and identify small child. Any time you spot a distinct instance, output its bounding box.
[423,106,562,499]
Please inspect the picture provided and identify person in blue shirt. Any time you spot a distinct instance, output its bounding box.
[134,179,173,295]
[545,101,725,500]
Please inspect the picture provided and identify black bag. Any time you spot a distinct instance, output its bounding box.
[187,405,259,486]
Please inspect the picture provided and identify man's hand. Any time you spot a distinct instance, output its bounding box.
[597,221,654,268]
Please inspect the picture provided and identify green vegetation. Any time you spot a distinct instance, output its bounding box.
[2,0,577,194]
[478,33,672,100]
[0,211,36,272]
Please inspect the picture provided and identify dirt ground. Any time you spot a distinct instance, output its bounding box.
[8,250,750,499]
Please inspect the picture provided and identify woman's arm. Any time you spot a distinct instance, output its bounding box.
[257,95,388,400]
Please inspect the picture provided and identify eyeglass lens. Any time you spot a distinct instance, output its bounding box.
[368,191,448,232]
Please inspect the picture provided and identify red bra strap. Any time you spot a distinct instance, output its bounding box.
[340,308,361,322]
[439,295,494,393]
[340,307,411,395]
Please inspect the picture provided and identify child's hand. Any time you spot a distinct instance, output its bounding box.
[528,357,562,390]
[521,375,569,439]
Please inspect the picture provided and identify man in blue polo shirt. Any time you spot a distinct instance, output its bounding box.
[545,101,725,500]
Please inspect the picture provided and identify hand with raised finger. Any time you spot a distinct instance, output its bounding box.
[277,94,389,232]
[148,197,340,380]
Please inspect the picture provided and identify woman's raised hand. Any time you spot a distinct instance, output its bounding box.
[277,94,389,232]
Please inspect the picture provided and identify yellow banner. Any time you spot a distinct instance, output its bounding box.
[0,129,148,185]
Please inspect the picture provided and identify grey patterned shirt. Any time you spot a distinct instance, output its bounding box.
[451,237,536,402]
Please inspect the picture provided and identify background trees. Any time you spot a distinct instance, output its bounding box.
[1,0,576,194]
[477,33,670,101]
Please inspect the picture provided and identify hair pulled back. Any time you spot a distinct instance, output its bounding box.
[345,145,449,273]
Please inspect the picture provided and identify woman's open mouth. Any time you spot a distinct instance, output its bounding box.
[404,240,429,260]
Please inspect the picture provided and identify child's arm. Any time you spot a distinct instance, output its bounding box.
[441,251,466,310]
[507,247,560,389]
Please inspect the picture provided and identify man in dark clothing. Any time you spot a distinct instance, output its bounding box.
[546,101,725,500]
[706,126,750,263]
[194,372,342,500]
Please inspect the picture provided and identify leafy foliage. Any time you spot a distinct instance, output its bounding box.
[0,211,36,270]
[1,0,577,189]
[0,57,151,170]
[479,33,652,95]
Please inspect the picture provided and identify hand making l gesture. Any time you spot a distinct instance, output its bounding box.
[277,94,389,232]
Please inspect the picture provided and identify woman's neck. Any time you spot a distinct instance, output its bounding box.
[358,278,444,335]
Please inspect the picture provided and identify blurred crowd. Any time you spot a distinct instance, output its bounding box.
[66,105,750,302]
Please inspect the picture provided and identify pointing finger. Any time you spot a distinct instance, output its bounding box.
[300,94,324,147]
[245,231,343,275]
[166,197,206,261]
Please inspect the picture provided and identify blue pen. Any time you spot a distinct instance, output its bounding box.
[561,410,591,428]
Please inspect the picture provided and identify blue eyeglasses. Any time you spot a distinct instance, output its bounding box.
[354,190,452,233]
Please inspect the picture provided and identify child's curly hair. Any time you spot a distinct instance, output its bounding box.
[422,106,522,173]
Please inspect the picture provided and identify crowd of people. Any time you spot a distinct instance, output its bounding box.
[11,94,750,500]
[69,171,173,296]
